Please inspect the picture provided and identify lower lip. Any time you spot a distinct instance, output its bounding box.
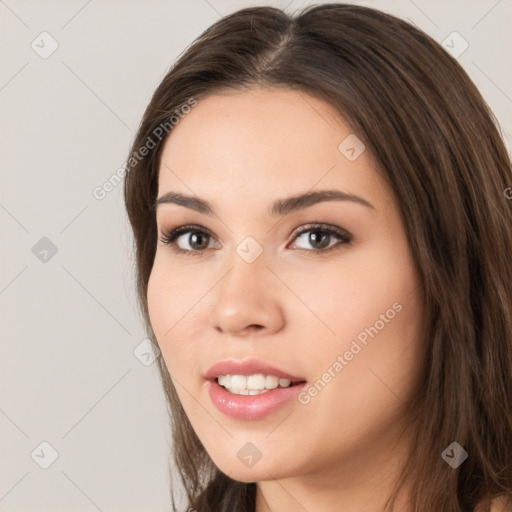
[207,380,307,421]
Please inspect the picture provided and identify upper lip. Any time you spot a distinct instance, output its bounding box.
[205,358,306,382]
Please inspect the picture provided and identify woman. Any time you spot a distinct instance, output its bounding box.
[123,4,512,511]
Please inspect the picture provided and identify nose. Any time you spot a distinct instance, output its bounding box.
[209,249,285,337]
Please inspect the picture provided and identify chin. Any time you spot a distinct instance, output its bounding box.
[213,458,289,483]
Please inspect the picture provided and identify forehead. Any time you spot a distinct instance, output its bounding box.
[160,86,346,163]
[157,87,387,211]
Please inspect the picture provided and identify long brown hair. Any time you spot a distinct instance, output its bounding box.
[123,4,512,511]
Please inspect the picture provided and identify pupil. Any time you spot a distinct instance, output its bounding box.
[190,232,208,250]
[310,231,329,249]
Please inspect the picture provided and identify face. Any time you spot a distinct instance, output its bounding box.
[147,87,425,485]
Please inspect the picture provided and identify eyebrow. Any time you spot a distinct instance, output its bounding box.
[154,189,375,216]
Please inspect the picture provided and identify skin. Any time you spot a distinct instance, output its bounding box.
[147,86,426,512]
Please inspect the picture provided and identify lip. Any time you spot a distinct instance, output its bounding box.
[205,358,307,420]
[205,358,306,382]
[207,380,307,420]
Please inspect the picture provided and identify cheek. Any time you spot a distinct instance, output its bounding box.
[147,255,195,336]
[292,233,423,401]
[147,262,193,376]
[147,263,169,340]
[290,247,423,464]
[288,239,419,345]
[338,239,422,371]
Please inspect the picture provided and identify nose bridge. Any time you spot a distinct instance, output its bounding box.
[210,235,283,335]
[219,234,268,300]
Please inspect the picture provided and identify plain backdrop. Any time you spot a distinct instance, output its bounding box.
[1,1,511,511]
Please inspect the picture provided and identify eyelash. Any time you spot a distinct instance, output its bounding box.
[158,223,352,258]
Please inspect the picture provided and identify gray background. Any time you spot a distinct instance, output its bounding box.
[1,1,511,511]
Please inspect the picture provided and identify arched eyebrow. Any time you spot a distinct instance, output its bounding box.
[154,189,375,215]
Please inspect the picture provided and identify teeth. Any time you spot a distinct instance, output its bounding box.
[217,373,295,394]
[231,375,247,389]
[266,375,279,389]
[247,374,266,390]
[227,388,270,395]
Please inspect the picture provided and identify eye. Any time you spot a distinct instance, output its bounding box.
[159,224,218,257]
[288,223,352,254]
[158,222,352,257]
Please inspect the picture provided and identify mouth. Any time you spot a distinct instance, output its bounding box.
[204,359,307,420]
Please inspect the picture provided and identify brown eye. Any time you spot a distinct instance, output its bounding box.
[289,224,352,254]
[159,225,218,257]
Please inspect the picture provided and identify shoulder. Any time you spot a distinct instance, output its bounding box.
[485,496,510,512]
[474,496,511,512]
